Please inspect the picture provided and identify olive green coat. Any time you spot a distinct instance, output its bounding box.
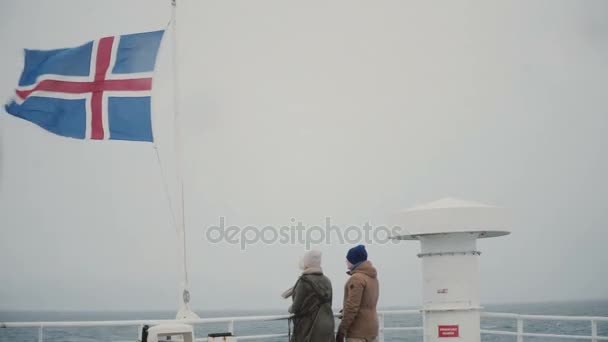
[289,271,335,342]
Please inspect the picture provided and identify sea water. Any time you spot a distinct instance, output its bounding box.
[1,300,607,342]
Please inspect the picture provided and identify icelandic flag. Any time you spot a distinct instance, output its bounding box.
[4,30,164,142]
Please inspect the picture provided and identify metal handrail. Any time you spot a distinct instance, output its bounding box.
[0,313,292,328]
[1,309,607,341]
[480,312,608,342]
[482,312,608,322]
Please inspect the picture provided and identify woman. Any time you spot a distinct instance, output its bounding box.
[285,250,335,342]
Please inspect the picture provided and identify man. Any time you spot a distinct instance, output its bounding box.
[337,245,379,342]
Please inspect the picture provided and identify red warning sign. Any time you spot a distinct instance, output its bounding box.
[438,325,459,337]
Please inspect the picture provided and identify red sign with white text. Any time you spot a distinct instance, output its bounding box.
[438,325,459,338]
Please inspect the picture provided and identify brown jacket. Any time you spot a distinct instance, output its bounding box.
[338,261,379,338]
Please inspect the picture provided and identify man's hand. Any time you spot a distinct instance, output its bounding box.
[336,331,345,342]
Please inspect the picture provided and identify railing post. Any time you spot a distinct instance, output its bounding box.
[378,312,385,342]
[228,320,234,335]
[592,320,598,342]
[138,324,144,341]
[517,317,523,342]
[38,325,43,342]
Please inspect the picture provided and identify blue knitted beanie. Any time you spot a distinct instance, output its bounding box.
[346,245,368,264]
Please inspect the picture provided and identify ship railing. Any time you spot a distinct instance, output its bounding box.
[480,312,608,342]
[2,310,607,341]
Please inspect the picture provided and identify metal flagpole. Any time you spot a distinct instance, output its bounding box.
[170,0,198,320]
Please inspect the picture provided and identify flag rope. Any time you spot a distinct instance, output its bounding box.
[153,145,178,232]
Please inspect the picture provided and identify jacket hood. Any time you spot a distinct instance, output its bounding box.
[349,260,377,278]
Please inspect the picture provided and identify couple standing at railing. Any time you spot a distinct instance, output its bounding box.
[282,245,379,342]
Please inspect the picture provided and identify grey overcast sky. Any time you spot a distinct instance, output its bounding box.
[0,0,607,312]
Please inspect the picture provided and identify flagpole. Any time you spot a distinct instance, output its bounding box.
[171,0,198,320]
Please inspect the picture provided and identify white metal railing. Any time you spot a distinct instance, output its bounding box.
[1,314,294,342]
[481,312,608,341]
[1,310,607,341]
[376,310,422,342]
